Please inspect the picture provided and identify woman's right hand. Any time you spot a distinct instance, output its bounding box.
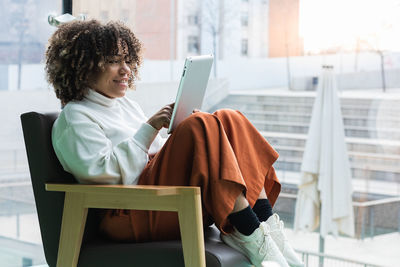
[146,103,175,130]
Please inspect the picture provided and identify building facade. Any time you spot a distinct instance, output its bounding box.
[268,0,303,57]
[73,0,177,60]
[73,0,271,60]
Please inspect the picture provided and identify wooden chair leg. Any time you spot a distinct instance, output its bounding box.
[57,192,88,267]
[178,190,206,267]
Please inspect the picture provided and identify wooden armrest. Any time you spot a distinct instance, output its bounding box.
[46,183,200,196]
[45,183,200,211]
[46,183,205,267]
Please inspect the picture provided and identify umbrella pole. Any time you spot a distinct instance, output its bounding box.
[319,234,325,267]
[319,202,325,267]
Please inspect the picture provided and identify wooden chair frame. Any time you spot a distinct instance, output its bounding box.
[46,183,206,267]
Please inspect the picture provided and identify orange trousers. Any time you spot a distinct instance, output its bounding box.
[99,109,281,242]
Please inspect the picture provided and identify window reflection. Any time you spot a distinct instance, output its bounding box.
[0,0,60,266]
[0,0,398,266]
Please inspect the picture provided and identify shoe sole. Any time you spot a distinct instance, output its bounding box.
[220,234,248,257]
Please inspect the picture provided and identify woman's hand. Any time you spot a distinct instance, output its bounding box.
[147,103,175,130]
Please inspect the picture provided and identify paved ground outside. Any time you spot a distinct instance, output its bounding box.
[0,213,399,267]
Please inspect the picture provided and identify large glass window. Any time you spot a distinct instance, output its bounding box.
[188,35,200,54]
[241,38,248,56]
[72,1,400,266]
[241,12,249,27]
[1,0,399,266]
[188,15,199,25]
[0,1,61,265]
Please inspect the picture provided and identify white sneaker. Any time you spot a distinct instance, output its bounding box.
[266,214,304,267]
[221,222,290,267]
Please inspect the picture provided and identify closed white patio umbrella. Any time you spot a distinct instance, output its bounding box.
[294,66,355,263]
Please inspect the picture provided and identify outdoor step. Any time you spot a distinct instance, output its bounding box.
[0,165,29,174]
[252,120,400,139]
[275,154,400,172]
[349,151,400,164]
[0,148,28,174]
[225,95,315,105]
[343,117,400,128]
[262,131,400,155]
[224,94,400,109]
[244,111,311,124]
[215,102,314,114]
[0,171,30,184]
[241,109,400,122]
[275,145,400,166]
[264,132,307,147]
[216,101,400,119]
[226,94,400,111]
[242,110,400,127]
[274,170,400,197]
[273,157,400,182]
[275,151,400,179]
[227,94,380,106]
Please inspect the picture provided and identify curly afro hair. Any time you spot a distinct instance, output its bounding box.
[45,19,142,106]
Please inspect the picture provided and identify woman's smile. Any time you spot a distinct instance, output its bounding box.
[91,52,132,98]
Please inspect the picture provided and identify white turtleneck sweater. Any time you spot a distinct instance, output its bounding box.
[52,89,167,185]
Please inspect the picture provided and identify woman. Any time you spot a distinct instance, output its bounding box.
[46,19,303,267]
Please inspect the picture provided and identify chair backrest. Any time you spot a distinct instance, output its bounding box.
[21,112,76,267]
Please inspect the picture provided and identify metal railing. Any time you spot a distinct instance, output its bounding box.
[0,148,29,174]
[353,196,400,239]
[279,192,400,239]
[296,250,383,267]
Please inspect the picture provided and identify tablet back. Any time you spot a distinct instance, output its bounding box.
[168,55,213,133]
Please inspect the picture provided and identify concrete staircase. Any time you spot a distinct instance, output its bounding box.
[209,90,400,197]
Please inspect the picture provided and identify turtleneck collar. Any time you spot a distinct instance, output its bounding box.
[85,88,117,107]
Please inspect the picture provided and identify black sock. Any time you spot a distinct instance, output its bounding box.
[253,199,273,222]
[228,206,260,236]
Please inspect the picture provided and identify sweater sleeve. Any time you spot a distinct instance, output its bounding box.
[126,98,168,154]
[52,114,155,185]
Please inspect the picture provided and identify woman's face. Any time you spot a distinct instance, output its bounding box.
[91,53,132,99]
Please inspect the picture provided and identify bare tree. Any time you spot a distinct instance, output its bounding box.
[356,36,388,93]
[202,0,222,77]
[182,0,239,78]
[271,0,295,90]
[9,0,31,90]
[351,1,400,93]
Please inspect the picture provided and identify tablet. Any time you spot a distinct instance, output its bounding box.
[168,55,214,133]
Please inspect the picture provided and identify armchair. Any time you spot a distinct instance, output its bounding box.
[21,112,251,267]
